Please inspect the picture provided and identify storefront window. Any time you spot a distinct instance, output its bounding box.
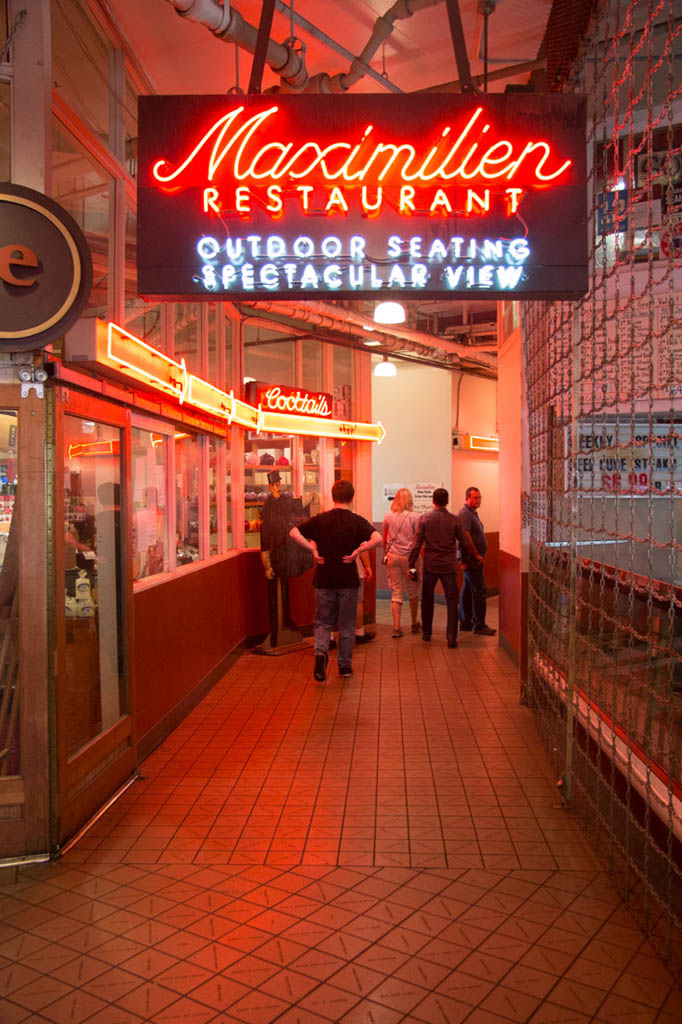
[224,314,233,390]
[302,339,323,391]
[244,325,295,385]
[209,438,218,555]
[131,428,168,580]
[175,432,200,564]
[302,436,321,517]
[174,304,201,376]
[51,0,113,149]
[63,415,124,758]
[333,347,354,487]
[0,411,18,776]
[208,306,219,385]
[52,122,112,318]
[125,72,139,179]
[124,208,160,347]
[333,346,353,417]
[0,81,10,181]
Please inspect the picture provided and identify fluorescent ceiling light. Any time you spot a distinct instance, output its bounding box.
[374,356,397,377]
[363,338,382,347]
[374,301,406,325]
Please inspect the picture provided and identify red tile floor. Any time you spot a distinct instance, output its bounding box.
[2,600,681,1022]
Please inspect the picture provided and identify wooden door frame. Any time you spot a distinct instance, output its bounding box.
[53,385,137,846]
[0,383,50,857]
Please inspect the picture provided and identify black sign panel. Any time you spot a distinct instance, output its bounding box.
[138,93,587,302]
[0,183,93,352]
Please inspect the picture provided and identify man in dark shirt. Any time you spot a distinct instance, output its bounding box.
[457,486,496,636]
[290,480,382,682]
[408,488,470,648]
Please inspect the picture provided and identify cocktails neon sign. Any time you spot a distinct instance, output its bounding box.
[257,385,332,419]
[138,94,587,300]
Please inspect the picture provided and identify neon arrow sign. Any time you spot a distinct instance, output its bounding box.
[97,322,384,443]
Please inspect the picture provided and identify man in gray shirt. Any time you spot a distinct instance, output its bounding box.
[458,486,496,636]
[408,488,471,648]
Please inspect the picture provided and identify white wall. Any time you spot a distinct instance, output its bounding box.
[451,374,499,530]
[372,360,452,522]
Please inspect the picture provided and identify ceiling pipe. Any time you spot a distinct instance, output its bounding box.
[272,0,402,94]
[167,0,308,89]
[238,299,498,370]
[165,0,444,93]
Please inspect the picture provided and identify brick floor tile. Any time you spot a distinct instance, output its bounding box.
[410,991,472,1024]
[149,997,216,1023]
[2,601,678,1024]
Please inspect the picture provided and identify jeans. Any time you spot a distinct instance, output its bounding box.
[421,569,459,641]
[314,586,360,669]
[460,563,486,629]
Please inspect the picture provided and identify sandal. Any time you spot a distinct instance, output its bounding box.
[392,628,404,638]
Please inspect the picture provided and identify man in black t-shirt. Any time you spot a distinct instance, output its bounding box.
[290,480,381,682]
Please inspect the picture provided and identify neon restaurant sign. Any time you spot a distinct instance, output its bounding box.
[137,94,587,301]
[86,321,384,443]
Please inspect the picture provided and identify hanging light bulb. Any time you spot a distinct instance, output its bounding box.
[374,355,397,377]
[374,301,406,325]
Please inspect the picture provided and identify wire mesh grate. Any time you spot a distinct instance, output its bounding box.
[523,0,682,970]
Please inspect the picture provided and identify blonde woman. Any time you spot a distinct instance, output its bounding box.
[382,488,420,637]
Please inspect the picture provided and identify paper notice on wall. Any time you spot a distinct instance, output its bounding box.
[383,483,401,505]
[413,483,439,514]
[571,420,682,495]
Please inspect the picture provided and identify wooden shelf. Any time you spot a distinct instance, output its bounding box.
[245,463,292,471]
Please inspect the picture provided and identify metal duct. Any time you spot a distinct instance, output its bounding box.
[165,0,445,93]
[167,0,308,89]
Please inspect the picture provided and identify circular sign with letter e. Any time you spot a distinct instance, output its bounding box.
[0,182,93,352]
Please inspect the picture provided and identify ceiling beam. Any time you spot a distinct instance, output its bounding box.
[417,57,546,93]
[444,0,478,93]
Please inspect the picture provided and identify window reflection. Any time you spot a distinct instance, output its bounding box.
[52,0,113,148]
[52,122,111,318]
[175,433,199,564]
[0,410,18,777]
[175,304,201,376]
[131,428,168,580]
[63,416,124,758]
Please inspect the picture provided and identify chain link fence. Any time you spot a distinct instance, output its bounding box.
[523,0,682,970]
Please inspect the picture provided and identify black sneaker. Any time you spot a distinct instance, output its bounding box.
[447,638,458,648]
[422,632,431,642]
[339,664,353,678]
[472,625,496,636]
[313,652,328,681]
[459,622,473,632]
[354,633,376,645]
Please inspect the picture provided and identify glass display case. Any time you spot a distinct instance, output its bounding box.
[244,434,294,548]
